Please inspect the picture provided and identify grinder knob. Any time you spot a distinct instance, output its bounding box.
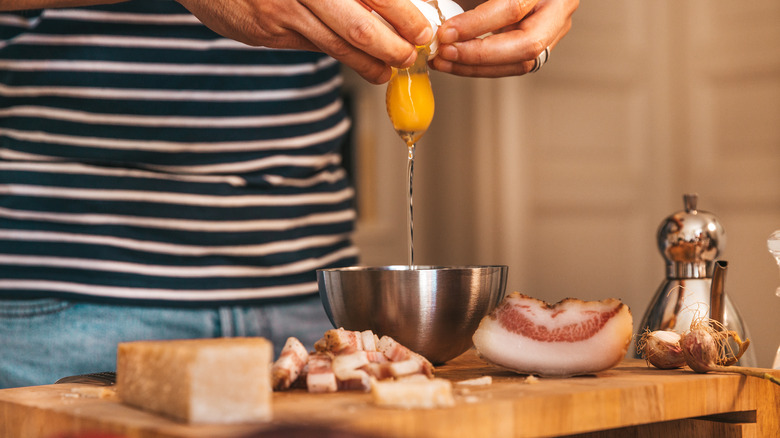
[656,193,726,279]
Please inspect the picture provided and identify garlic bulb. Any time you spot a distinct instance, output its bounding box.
[680,327,720,373]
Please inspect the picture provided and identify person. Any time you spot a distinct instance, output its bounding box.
[0,0,577,388]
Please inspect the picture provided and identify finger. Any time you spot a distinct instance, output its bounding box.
[362,0,433,46]
[436,0,571,67]
[304,26,394,84]
[430,58,529,77]
[262,26,323,52]
[300,0,417,68]
[436,32,529,66]
[438,0,540,44]
[430,24,567,77]
[280,2,393,83]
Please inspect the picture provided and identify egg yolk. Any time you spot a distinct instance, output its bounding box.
[385,47,434,146]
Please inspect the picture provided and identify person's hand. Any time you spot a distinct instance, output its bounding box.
[175,0,434,84]
[430,0,578,77]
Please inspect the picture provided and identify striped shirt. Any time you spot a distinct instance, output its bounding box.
[0,1,358,303]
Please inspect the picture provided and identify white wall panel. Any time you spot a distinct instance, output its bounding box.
[348,0,780,367]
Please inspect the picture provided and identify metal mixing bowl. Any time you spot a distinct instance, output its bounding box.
[317,265,508,364]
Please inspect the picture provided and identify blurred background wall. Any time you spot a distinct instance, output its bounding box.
[344,0,780,367]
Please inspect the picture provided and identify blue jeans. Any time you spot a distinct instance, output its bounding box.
[0,294,334,388]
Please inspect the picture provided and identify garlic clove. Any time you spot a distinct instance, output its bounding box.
[680,327,720,373]
[643,330,686,369]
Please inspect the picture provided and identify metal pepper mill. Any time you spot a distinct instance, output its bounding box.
[636,194,756,366]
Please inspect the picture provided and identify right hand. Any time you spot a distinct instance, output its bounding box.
[175,0,434,84]
[431,0,578,77]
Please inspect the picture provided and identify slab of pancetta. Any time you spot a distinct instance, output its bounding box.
[472,292,633,377]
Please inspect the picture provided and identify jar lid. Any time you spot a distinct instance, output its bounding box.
[657,194,726,279]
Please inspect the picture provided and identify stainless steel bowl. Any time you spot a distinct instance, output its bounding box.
[317,265,508,364]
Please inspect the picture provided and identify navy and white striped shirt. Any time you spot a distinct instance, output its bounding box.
[0,1,358,303]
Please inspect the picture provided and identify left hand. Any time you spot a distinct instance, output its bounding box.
[430,0,579,77]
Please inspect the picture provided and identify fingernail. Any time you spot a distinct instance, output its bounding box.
[439,44,458,61]
[415,26,434,46]
[439,27,458,44]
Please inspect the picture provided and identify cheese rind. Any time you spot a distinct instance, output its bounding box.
[116,337,273,424]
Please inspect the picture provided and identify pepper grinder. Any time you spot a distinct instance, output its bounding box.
[636,194,756,366]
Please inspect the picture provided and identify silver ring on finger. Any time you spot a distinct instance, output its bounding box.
[530,46,550,73]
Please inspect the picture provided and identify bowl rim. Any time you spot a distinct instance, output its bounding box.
[317,265,508,273]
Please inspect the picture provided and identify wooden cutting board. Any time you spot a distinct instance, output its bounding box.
[1,351,778,438]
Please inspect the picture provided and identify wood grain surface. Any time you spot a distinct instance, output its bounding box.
[1,351,778,438]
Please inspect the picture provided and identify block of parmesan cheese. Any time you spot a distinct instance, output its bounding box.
[116,337,273,424]
[371,375,455,409]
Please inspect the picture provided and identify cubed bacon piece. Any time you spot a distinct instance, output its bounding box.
[338,377,369,391]
[337,372,371,392]
[361,363,395,380]
[306,352,337,393]
[332,351,369,380]
[271,337,309,391]
[388,358,424,378]
[315,328,364,354]
[366,351,389,363]
[332,351,371,392]
[377,336,434,378]
[376,335,427,363]
[360,330,379,351]
[313,336,328,352]
[289,363,309,390]
[376,335,409,362]
[411,354,434,378]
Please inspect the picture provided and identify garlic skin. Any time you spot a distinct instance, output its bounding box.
[643,330,685,369]
[374,0,465,59]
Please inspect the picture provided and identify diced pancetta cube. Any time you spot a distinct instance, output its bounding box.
[361,363,395,380]
[306,352,337,393]
[332,351,371,392]
[377,336,434,377]
[336,369,371,392]
[332,351,369,380]
[315,328,364,354]
[360,330,378,351]
[271,337,309,390]
[377,335,413,361]
[366,351,389,363]
[289,363,309,389]
[388,358,424,378]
